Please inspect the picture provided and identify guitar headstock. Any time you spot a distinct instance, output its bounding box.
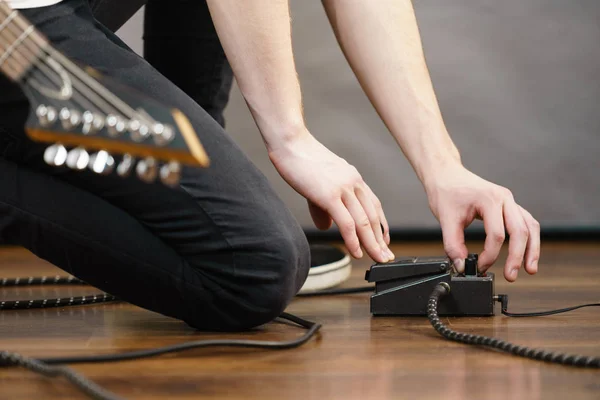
[23,66,209,187]
[0,3,209,187]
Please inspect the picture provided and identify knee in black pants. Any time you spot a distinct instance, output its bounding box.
[247,226,311,327]
[184,223,310,332]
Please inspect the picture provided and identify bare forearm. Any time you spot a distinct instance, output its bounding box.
[322,0,461,187]
[206,0,306,151]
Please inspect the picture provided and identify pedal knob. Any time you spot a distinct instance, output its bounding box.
[465,253,478,276]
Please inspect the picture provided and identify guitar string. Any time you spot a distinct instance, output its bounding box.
[0,20,169,164]
[0,5,155,127]
[0,24,90,112]
[49,48,144,121]
[0,25,146,170]
[0,6,92,109]
[0,28,112,116]
[0,18,121,117]
[0,43,116,124]
[0,4,136,118]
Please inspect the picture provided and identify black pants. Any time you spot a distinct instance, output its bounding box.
[0,0,310,331]
[92,0,235,128]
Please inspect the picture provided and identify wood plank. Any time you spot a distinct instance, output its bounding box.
[0,242,599,399]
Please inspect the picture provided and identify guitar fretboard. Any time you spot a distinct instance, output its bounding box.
[0,1,48,81]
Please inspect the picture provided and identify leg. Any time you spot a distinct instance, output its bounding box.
[88,0,147,32]
[143,0,234,127]
[0,152,195,327]
[0,0,309,331]
[85,0,233,126]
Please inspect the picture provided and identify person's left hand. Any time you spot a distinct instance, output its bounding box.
[424,162,540,282]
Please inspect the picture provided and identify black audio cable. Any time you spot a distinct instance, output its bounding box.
[0,276,85,286]
[7,275,598,317]
[0,312,320,400]
[296,286,374,296]
[37,312,320,366]
[0,275,117,310]
[0,351,123,400]
[298,285,600,318]
[2,275,599,400]
[428,282,600,368]
[0,276,321,400]
[495,294,600,317]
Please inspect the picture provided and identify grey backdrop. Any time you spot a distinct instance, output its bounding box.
[116,1,600,231]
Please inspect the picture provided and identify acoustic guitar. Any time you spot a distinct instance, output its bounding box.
[0,1,209,187]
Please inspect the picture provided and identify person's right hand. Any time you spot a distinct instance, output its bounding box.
[268,131,394,264]
[424,162,540,282]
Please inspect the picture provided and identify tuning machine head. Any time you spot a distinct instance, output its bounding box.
[159,161,182,187]
[66,147,90,170]
[89,150,115,175]
[43,143,68,166]
[136,156,158,183]
[106,114,126,137]
[134,157,181,186]
[116,154,135,178]
[81,111,104,135]
[152,123,175,146]
[59,108,81,130]
[129,119,151,142]
[36,105,57,127]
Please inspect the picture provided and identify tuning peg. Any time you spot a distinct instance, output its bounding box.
[136,156,158,183]
[129,119,150,142]
[43,144,68,166]
[152,123,175,146]
[106,114,126,137]
[65,147,90,170]
[116,154,135,178]
[59,108,81,130]
[36,105,57,127]
[82,111,104,135]
[159,161,181,187]
[89,150,115,175]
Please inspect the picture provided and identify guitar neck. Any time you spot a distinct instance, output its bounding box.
[0,1,49,81]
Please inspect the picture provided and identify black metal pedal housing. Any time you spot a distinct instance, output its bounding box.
[365,254,495,316]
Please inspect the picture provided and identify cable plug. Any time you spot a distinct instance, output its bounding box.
[494,294,509,313]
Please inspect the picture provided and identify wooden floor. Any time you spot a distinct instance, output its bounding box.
[0,241,599,400]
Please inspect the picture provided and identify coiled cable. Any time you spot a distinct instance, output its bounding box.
[427,282,600,368]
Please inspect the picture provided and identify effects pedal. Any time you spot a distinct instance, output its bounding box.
[365,253,495,316]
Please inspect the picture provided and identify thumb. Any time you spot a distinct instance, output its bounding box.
[308,200,333,230]
[441,218,469,272]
